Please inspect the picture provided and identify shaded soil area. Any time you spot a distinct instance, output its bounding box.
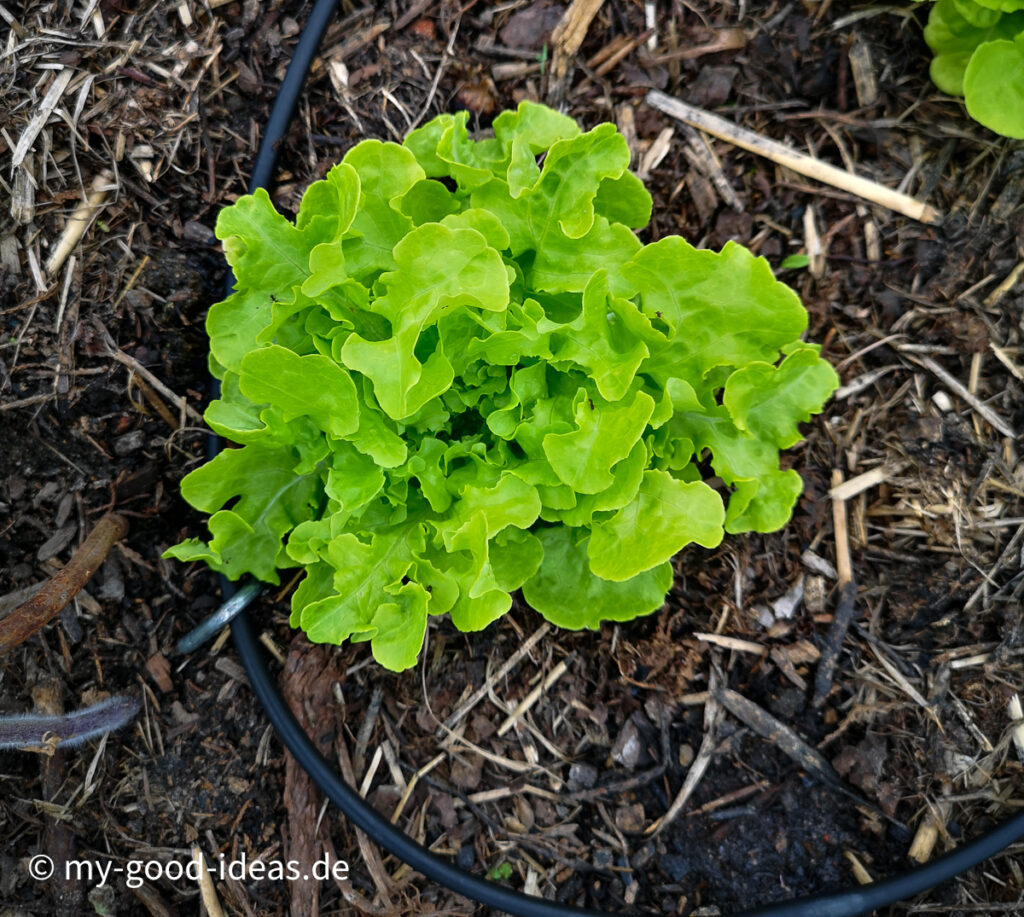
[2,1,1024,915]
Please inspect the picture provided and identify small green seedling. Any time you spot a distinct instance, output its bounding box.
[780,254,811,270]
[165,103,838,671]
[489,862,514,881]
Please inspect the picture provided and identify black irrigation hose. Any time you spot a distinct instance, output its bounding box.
[205,1,1024,914]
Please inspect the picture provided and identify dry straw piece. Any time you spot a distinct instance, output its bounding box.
[46,170,115,276]
[646,89,942,224]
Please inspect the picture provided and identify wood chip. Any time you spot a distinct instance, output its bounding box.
[908,799,951,864]
[146,652,173,693]
[847,35,878,107]
[12,69,73,168]
[547,0,605,103]
[637,127,673,181]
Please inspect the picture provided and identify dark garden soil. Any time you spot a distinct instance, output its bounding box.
[2,1,1024,915]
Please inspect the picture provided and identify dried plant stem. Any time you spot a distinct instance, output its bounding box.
[46,170,113,276]
[0,513,128,655]
[646,89,941,224]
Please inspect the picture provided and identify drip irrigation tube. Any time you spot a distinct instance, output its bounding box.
[204,0,1024,913]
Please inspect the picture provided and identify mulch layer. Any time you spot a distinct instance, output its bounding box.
[2,1,1024,915]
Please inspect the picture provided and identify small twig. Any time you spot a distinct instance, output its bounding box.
[497,657,570,737]
[591,28,653,77]
[407,17,458,132]
[694,632,765,655]
[812,580,858,707]
[716,686,839,786]
[645,89,941,224]
[647,28,746,63]
[901,352,1015,439]
[438,623,550,739]
[831,469,854,587]
[92,318,204,425]
[0,513,128,655]
[646,669,722,837]
[964,522,1024,611]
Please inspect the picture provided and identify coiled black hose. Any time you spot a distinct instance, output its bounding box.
[210,1,1024,914]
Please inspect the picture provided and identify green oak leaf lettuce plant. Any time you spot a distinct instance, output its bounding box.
[916,0,1024,137]
[165,102,839,671]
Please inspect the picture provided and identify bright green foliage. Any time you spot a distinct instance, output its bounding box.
[917,0,1024,137]
[165,102,839,671]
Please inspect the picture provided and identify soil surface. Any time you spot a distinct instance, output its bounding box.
[2,1,1024,916]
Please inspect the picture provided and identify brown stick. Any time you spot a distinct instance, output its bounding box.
[33,677,84,916]
[0,513,128,655]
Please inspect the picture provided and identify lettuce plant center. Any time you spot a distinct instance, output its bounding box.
[165,102,839,671]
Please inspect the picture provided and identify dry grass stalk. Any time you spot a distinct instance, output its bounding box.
[11,69,73,168]
[694,632,765,655]
[438,622,549,740]
[989,343,1024,383]
[390,753,444,824]
[900,352,1015,439]
[908,800,952,863]
[829,465,901,501]
[1009,695,1024,763]
[646,89,942,223]
[832,470,854,587]
[983,258,1024,307]
[46,170,114,276]
[646,673,722,837]
[844,850,874,884]
[803,204,825,278]
[337,737,395,904]
[497,657,570,736]
[191,846,227,917]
